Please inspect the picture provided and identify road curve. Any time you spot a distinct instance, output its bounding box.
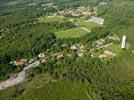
[0,61,40,90]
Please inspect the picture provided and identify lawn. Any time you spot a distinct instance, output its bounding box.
[118,26,134,48]
[55,27,88,39]
[107,25,134,81]
[75,18,98,30]
[38,16,64,23]
[106,44,122,55]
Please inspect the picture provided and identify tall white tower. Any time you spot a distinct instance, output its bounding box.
[121,35,127,49]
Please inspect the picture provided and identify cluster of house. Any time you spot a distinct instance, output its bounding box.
[9,43,85,67]
[89,16,104,25]
[55,6,91,18]
[99,50,116,59]
[70,43,85,57]
[91,34,124,59]
[93,34,120,47]
[67,6,91,17]
[9,34,127,66]
[10,52,47,67]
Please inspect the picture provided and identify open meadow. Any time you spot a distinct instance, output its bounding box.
[55,27,88,39]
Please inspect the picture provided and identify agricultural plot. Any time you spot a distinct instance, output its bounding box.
[55,27,88,39]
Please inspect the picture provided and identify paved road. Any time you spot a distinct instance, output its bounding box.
[0,61,41,90]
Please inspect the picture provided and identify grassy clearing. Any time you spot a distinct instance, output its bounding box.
[38,16,64,23]
[55,27,88,39]
[107,44,122,55]
[118,26,134,47]
[114,26,134,81]
[76,18,98,30]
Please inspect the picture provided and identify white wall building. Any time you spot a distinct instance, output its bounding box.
[121,35,127,49]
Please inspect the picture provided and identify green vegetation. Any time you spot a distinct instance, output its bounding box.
[38,16,64,23]
[107,44,122,55]
[15,81,96,100]
[0,0,134,100]
[55,27,87,39]
[76,18,98,30]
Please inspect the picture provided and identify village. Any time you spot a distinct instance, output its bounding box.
[0,3,128,90]
[0,31,127,90]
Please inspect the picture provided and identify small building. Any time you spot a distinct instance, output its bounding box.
[71,43,85,57]
[70,45,77,50]
[99,54,107,59]
[77,51,84,57]
[104,50,114,57]
[121,35,127,49]
[38,53,45,58]
[78,53,83,57]
[61,44,66,47]
[94,40,103,46]
[10,59,27,66]
[99,2,108,6]
[99,50,116,59]
[89,17,104,25]
[57,53,64,59]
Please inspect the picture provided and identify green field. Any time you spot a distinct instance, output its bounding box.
[55,27,88,39]
[75,18,98,30]
[38,16,64,23]
[107,44,122,55]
